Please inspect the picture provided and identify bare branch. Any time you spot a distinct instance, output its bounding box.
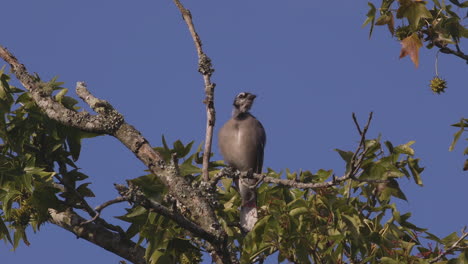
[81,197,126,225]
[430,227,468,263]
[352,113,363,136]
[48,208,146,264]
[173,0,216,182]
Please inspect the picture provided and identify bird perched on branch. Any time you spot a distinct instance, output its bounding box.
[218,92,266,232]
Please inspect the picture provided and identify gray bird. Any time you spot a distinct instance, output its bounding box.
[218,92,266,232]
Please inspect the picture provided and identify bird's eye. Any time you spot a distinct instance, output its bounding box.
[238,92,246,98]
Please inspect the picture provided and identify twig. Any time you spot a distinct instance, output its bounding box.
[81,197,126,225]
[173,0,216,182]
[429,227,468,263]
[352,113,363,136]
[54,162,126,235]
[436,43,468,63]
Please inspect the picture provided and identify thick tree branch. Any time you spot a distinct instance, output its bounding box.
[173,0,216,182]
[48,208,146,264]
[0,46,119,134]
[0,45,231,263]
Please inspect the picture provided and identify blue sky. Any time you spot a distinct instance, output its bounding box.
[1,1,467,263]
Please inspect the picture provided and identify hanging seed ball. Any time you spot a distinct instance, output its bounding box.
[430,76,447,94]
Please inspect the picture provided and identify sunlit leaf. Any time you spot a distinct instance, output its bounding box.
[397,0,432,29]
[399,33,423,68]
[394,141,416,156]
[363,2,377,38]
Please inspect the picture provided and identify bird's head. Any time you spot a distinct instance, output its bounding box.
[233,92,257,114]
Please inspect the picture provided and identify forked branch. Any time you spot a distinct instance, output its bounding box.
[173,0,216,182]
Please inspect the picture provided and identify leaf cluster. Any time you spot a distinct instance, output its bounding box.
[0,69,98,249]
[450,118,468,170]
[364,0,468,69]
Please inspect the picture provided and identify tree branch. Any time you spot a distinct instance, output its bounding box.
[0,46,117,134]
[115,183,219,243]
[55,161,126,235]
[429,227,468,263]
[436,43,468,63]
[115,183,237,264]
[81,197,127,225]
[48,208,146,264]
[0,44,230,263]
[173,0,216,182]
[216,112,386,190]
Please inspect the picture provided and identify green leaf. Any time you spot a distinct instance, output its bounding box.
[289,207,309,217]
[407,157,424,186]
[76,182,95,197]
[122,206,148,219]
[67,169,89,181]
[55,88,68,103]
[397,0,432,29]
[385,140,394,153]
[66,131,82,162]
[441,232,459,247]
[335,149,354,173]
[379,179,408,201]
[335,149,353,162]
[450,119,465,151]
[361,163,387,180]
[394,141,416,156]
[161,135,169,151]
[363,2,377,38]
[173,140,185,157]
[0,218,12,244]
[315,169,333,181]
[130,174,166,200]
[450,128,464,151]
[449,0,468,7]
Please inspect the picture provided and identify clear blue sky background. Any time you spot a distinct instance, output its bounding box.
[1,1,467,263]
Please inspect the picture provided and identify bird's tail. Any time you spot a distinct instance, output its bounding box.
[240,200,257,232]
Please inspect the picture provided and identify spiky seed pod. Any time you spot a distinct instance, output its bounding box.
[430,76,447,94]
